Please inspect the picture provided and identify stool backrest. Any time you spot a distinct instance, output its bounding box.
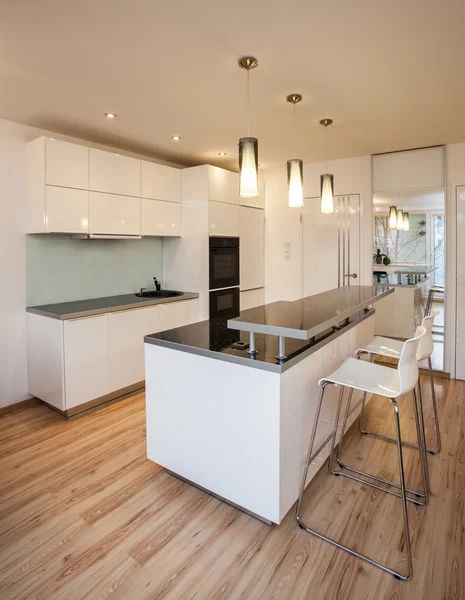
[398,326,427,395]
[417,309,439,361]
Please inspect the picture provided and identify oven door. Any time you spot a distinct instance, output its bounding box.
[209,244,240,290]
[209,287,240,319]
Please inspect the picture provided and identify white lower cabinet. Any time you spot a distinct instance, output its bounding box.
[141,198,181,236]
[108,306,160,392]
[27,298,199,414]
[158,299,199,331]
[89,191,141,235]
[209,201,240,236]
[64,315,110,409]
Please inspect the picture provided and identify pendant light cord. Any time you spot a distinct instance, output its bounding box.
[247,69,250,138]
[325,125,328,174]
[293,103,296,159]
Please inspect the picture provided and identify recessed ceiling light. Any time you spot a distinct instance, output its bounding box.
[105,112,117,119]
[218,152,227,156]
[171,135,181,141]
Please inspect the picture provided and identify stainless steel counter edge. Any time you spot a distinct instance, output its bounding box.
[227,287,394,340]
[26,292,200,320]
[144,309,375,373]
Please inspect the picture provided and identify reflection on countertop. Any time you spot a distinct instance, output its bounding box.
[373,273,430,287]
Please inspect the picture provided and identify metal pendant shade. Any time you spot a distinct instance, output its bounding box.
[320,119,334,214]
[286,94,303,208]
[238,56,259,199]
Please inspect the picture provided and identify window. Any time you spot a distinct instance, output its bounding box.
[374,214,427,263]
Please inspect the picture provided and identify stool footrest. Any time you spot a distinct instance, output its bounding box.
[296,516,412,581]
[360,426,440,454]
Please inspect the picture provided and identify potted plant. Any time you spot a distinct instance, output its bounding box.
[373,249,391,265]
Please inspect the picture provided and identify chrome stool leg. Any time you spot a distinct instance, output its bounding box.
[333,386,428,506]
[427,356,442,454]
[296,394,413,581]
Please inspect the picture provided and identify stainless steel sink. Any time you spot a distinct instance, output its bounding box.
[135,290,184,298]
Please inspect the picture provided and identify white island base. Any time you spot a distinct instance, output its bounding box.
[145,316,374,525]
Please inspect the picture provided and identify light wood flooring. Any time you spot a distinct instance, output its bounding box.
[0,375,464,599]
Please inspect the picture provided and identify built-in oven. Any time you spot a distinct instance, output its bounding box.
[209,236,240,291]
[209,286,240,319]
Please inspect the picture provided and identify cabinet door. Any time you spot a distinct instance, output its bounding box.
[141,162,181,202]
[240,206,265,291]
[240,288,264,311]
[208,166,239,205]
[240,179,265,209]
[209,201,240,237]
[158,299,199,332]
[89,192,141,235]
[141,199,181,236]
[456,185,465,380]
[108,306,160,392]
[45,186,89,233]
[90,148,141,197]
[45,139,89,190]
[64,315,109,409]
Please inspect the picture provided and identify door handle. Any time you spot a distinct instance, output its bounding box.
[344,273,358,279]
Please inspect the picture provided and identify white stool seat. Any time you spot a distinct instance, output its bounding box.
[360,336,403,360]
[319,357,401,398]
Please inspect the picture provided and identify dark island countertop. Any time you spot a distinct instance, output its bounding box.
[145,286,393,373]
[27,291,199,320]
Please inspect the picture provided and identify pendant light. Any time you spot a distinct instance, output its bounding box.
[320,119,334,214]
[238,56,259,199]
[403,211,410,231]
[397,207,404,230]
[389,206,398,229]
[286,94,303,208]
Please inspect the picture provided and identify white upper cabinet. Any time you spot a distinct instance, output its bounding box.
[240,179,265,209]
[45,186,89,234]
[141,199,181,237]
[89,192,141,235]
[89,148,141,197]
[209,201,240,237]
[240,206,265,290]
[141,162,181,203]
[26,137,90,233]
[45,138,89,189]
[208,166,240,205]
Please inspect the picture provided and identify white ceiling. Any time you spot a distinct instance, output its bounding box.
[373,187,445,211]
[1,0,465,170]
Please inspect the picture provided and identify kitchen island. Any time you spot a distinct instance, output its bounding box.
[144,285,393,524]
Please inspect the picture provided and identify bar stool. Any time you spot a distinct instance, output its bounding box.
[356,309,441,455]
[296,326,427,581]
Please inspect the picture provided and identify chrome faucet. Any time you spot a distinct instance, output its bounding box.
[153,277,161,291]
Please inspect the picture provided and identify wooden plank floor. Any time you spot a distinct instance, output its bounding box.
[0,375,464,599]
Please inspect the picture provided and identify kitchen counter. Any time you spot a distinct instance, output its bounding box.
[27,291,199,320]
[144,285,381,524]
[145,285,392,372]
[373,273,429,287]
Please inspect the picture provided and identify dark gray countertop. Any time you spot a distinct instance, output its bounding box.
[144,285,391,372]
[227,285,393,340]
[27,291,199,320]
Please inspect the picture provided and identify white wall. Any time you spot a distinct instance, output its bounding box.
[263,156,372,303]
[0,118,182,408]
